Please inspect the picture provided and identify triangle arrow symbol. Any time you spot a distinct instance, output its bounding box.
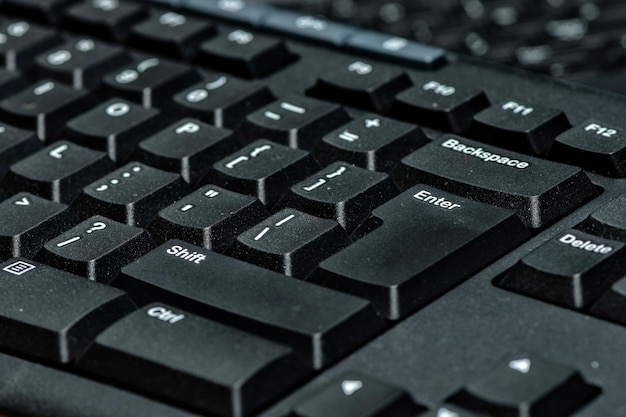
[509,358,532,374]
[341,380,363,396]
[14,197,30,206]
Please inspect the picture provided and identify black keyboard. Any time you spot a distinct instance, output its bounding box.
[1,1,626,417]
[257,0,626,93]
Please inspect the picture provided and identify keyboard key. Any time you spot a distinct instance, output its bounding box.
[117,240,385,368]
[551,120,626,177]
[393,136,598,229]
[498,229,626,308]
[130,9,216,59]
[310,185,530,319]
[207,139,320,206]
[73,162,189,227]
[421,405,484,417]
[292,372,425,417]
[0,19,63,71]
[2,141,115,203]
[77,303,308,417]
[448,352,599,417]
[591,277,626,326]
[37,215,154,282]
[261,11,357,46]
[394,78,490,133]
[228,208,351,278]
[146,185,269,251]
[0,350,202,417]
[0,123,41,178]
[578,192,626,241]
[64,0,150,41]
[64,99,163,162]
[0,79,97,141]
[185,0,271,26]
[35,37,132,89]
[0,258,134,361]
[0,68,28,97]
[172,73,275,128]
[275,162,398,232]
[101,56,201,108]
[135,118,239,184]
[310,58,412,112]
[239,94,350,149]
[470,99,571,155]
[198,28,293,78]
[0,193,78,260]
[315,114,427,172]
[1,0,80,23]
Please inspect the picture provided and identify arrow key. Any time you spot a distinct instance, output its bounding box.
[292,371,425,417]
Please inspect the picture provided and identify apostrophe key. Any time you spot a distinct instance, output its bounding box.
[116,240,386,369]
[1,141,114,203]
[146,185,268,251]
[72,162,189,227]
[0,258,134,362]
[36,215,154,282]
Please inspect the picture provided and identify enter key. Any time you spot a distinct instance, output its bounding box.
[309,185,530,320]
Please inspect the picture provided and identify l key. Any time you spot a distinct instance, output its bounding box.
[310,185,530,319]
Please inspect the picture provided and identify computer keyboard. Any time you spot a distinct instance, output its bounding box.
[1,0,626,416]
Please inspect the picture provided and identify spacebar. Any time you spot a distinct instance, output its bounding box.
[310,184,531,320]
[0,351,201,417]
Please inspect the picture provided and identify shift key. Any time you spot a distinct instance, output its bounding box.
[115,241,386,369]
[393,136,599,229]
[309,185,530,320]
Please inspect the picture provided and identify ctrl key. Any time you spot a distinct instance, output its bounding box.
[77,303,308,417]
[448,352,599,417]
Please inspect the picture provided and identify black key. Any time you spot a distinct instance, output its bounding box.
[470,100,571,155]
[0,68,28,97]
[550,120,626,177]
[36,215,154,282]
[394,78,490,133]
[591,277,626,326]
[578,193,626,241]
[0,258,134,361]
[171,73,274,128]
[2,141,114,203]
[0,19,63,71]
[276,162,398,232]
[498,229,626,308]
[261,11,356,46]
[73,162,189,227]
[448,352,599,417]
[0,351,203,417]
[77,303,308,417]
[147,185,268,251]
[198,28,293,78]
[421,405,484,417]
[64,99,163,162]
[315,114,427,172]
[101,56,201,108]
[228,208,350,278]
[310,58,412,112]
[130,9,216,59]
[0,79,97,141]
[393,136,598,229]
[135,119,239,184]
[0,193,78,260]
[207,139,320,206]
[292,372,425,417]
[239,94,349,149]
[117,240,385,368]
[185,0,271,26]
[64,0,149,41]
[2,0,80,23]
[0,122,41,178]
[310,185,530,319]
[35,37,132,89]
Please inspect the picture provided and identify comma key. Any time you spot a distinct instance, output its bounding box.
[310,185,530,320]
